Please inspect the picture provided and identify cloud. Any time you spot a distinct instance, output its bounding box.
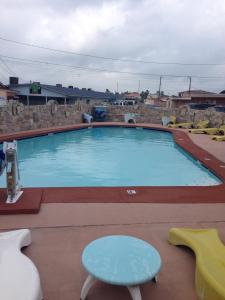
[0,0,225,94]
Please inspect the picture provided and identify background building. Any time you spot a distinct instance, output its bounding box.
[167,90,225,108]
[8,77,116,105]
[0,82,17,103]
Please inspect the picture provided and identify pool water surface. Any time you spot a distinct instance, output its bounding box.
[0,127,221,187]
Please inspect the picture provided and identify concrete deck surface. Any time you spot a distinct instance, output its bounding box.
[1,126,225,300]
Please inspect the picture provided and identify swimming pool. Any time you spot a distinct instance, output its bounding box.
[0,127,221,187]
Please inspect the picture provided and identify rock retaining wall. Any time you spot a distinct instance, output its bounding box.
[0,101,225,134]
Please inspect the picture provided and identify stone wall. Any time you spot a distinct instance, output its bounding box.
[107,105,168,123]
[0,101,90,134]
[169,105,225,127]
[107,105,225,127]
[0,101,225,134]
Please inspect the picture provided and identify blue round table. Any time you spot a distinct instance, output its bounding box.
[81,235,162,300]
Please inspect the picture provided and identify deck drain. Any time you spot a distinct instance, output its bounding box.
[178,138,184,141]
[127,190,137,195]
[204,158,211,161]
[220,165,225,168]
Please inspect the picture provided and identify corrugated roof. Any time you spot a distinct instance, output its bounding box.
[9,83,116,100]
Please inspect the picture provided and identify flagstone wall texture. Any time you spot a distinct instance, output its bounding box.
[0,101,224,134]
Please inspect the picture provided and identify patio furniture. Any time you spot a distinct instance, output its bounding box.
[162,116,170,126]
[189,124,225,135]
[168,228,225,300]
[0,229,43,300]
[81,235,162,300]
[212,135,225,141]
[169,119,209,129]
[168,121,193,129]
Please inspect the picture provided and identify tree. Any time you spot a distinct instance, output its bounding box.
[140,90,149,102]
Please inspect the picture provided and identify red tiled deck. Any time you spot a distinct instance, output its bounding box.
[1,202,225,300]
[0,188,42,214]
[0,122,225,214]
[0,123,225,300]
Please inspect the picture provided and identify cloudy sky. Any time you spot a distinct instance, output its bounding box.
[1,0,225,94]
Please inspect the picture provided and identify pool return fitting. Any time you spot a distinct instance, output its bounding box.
[0,141,23,203]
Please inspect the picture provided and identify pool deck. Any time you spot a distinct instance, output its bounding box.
[0,123,225,300]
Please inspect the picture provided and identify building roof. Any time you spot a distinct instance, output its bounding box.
[172,90,225,101]
[42,84,115,99]
[179,89,217,96]
[171,94,225,101]
[0,82,7,89]
[9,83,116,100]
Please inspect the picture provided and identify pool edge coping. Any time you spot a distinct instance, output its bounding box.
[0,122,225,214]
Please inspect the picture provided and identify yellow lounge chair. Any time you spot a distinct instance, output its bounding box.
[212,135,225,141]
[189,124,225,135]
[168,228,225,300]
[168,115,192,128]
[169,119,209,129]
[168,122,193,129]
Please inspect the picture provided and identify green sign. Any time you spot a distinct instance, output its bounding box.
[30,83,41,94]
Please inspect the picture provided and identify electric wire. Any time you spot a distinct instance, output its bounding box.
[1,36,225,66]
[1,54,225,79]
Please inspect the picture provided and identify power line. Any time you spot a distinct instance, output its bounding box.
[1,36,225,66]
[0,56,17,76]
[1,54,225,79]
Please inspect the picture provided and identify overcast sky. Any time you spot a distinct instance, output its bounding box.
[1,0,225,94]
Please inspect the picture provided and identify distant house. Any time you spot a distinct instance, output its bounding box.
[8,77,116,105]
[123,92,141,101]
[145,92,169,107]
[167,90,225,108]
[0,82,17,102]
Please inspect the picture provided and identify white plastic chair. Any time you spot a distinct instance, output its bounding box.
[0,229,43,300]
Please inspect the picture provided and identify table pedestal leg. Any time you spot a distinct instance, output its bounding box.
[127,286,142,300]
[80,275,97,300]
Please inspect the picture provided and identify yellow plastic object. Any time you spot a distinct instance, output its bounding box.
[212,135,225,141]
[189,124,225,135]
[170,116,176,124]
[196,120,209,129]
[189,127,219,135]
[168,122,193,129]
[168,228,225,300]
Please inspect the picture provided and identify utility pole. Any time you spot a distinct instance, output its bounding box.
[116,81,119,93]
[138,80,140,92]
[188,76,192,95]
[158,76,162,99]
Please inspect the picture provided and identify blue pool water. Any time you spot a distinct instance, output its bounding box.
[0,127,221,187]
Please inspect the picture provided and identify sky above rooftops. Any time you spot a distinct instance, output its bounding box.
[0,0,225,94]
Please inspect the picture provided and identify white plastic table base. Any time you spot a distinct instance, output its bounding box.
[80,274,158,300]
[80,275,97,300]
[127,286,142,300]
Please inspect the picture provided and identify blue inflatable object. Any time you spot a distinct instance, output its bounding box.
[92,106,107,122]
